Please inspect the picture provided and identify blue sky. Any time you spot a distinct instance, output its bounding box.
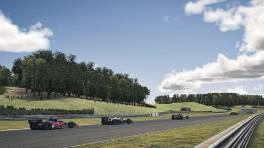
[0,0,263,103]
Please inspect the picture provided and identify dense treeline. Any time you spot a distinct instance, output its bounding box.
[0,65,12,86]
[155,93,264,106]
[0,65,12,94]
[11,50,150,105]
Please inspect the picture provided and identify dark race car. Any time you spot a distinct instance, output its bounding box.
[28,117,78,130]
[101,116,133,125]
[172,113,189,120]
[230,112,239,115]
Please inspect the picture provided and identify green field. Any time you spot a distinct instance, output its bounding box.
[0,118,100,130]
[129,112,225,122]
[0,118,106,130]
[0,120,29,130]
[156,102,223,112]
[249,121,264,148]
[0,87,225,130]
[0,87,223,115]
[0,95,157,115]
[231,105,253,112]
[79,116,248,148]
[249,116,264,148]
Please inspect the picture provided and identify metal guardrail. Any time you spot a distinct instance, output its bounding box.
[196,114,264,148]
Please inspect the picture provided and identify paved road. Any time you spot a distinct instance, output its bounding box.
[0,113,247,148]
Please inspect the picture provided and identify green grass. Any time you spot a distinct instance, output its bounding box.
[249,119,264,148]
[0,87,223,115]
[231,105,253,112]
[0,95,223,115]
[0,120,29,130]
[257,108,264,114]
[80,116,248,148]
[131,112,225,122]
[156,102,223,112]
[231,106,243,112]
[0,95,158,115]
[0,118,101,130]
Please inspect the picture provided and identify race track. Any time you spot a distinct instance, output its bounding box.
[0,113,247,148]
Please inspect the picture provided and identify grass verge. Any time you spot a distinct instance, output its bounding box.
[0,118,100,130]
[231,105,253,112]
[79,116,248,148]
[249,119,264,148]
[0,120,28,130]
[131,112,225,122]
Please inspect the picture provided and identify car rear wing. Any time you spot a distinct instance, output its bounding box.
[28,118,43,124]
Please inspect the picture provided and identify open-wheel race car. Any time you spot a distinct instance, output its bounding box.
[101,116,133,125]
[172,113,189,120]
[28,117,78,130]
[230,112,239,115]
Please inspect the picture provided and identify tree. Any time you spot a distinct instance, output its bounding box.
[12,50,150,105]
[0,65,12,86]
[12,58,23,87]
[155,93,264,106]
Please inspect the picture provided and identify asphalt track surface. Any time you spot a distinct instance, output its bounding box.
[0,113,249,148]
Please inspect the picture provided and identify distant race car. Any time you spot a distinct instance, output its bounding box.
[172,113,189,120]
[230,112,239,115]
[28,117,78,130]
[101,116,133,125]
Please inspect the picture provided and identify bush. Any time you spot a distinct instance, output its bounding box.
[0,105,94,115]
[142,103,157,108]
[0,86,5,94]
[180,107,191,111]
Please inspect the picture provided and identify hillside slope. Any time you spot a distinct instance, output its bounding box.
[0,87,223,115]
[156,102,223,112]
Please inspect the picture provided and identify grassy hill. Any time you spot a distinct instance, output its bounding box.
[156,102,223,112]
[0,87,223,115]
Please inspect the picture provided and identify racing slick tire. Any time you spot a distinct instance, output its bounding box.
[29,126,37,130]
[43,122,52,130]
[112,119,119,125]
[127,119,133,124]
[68,122,75,128]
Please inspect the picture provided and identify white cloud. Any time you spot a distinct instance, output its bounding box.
[160,0,264,92]
[203,8,243,32]
[185,0,226,15]
[227,86,247,94]
[160,52,264,91]
[202,1,264,52]
[253,83,263,91]
[0,11,53,52]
